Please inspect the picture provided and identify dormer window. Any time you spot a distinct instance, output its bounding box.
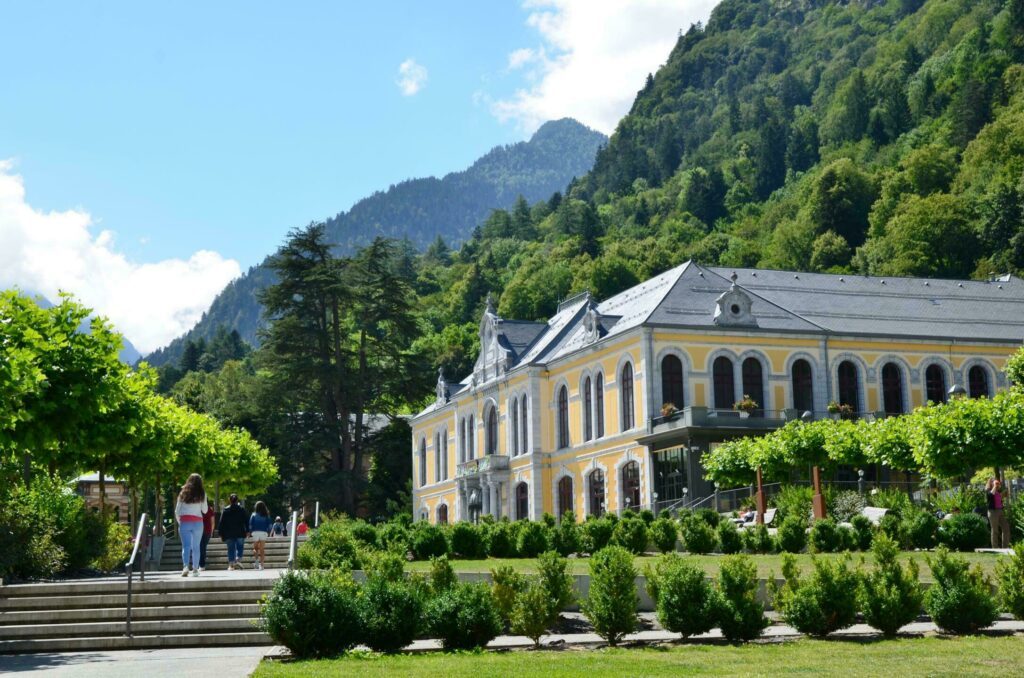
[714,272,757,327]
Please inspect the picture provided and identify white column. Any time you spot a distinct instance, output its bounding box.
[489,481,499,519]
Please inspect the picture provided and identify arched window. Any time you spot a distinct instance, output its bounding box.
[713,357,735,410]
[520,395,529,454]
[459,417,466,463]
[468,415,475,459]
[437,504,448,525]
[791,359,814,412]
[595,373,605,438]
[583,376,593,441]
[558,476,574,519]
[441,430,448,480]
[588,469,605,517]
[741,357,765,416]
[881,363,904,415]
[486,405,498,455]
[661,355,685,410]
[968,365,990,398]
[557,385,570,449]
[515,482,529,520]
[434,432,441,482]
[620,363,635,431]
[837,361,860,412]
[418,438,427,487]
[621,461,640,511]
[511,398,519,456]
[925,364,947,404]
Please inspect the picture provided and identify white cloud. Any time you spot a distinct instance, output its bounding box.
[0,160,241,354]
[396,58,428,96]
[493,0,718,134]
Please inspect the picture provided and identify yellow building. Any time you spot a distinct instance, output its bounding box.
[411,262,1023,524]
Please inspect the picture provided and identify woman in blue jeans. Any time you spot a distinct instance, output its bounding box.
[174,474,208,577]
[218,493,249,570]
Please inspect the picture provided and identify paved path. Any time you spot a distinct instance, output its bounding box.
[0,646,270,677]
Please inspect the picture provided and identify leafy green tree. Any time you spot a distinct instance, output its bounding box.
[820,70,870,145]
[808,159,875,246]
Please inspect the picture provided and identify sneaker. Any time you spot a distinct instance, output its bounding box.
[181,568,190,577]
[199,567,206,573]
[191,568,200,577]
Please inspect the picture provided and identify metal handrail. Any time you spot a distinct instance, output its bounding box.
[125,512,149,638]
[286,510,299,570]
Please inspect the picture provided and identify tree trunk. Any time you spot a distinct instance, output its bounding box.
[98,462,107,518]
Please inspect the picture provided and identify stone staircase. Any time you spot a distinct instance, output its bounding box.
[0,573,279,653]
[158,535,303,571]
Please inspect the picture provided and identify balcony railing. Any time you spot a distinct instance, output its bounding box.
[649,407,888,432]
[457,454,510,478]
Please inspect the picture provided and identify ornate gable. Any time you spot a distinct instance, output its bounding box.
[473,293,513,385]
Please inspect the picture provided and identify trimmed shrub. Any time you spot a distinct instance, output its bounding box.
[486,520,517,558]
[717,555,769,642]
[261,570,360,658]
[695,508,721,528]
[776,516,808,554]
[612,515,650,554]
[878,512,908,548]
[363,550,405,584]
[905,510,939,550]
[516,520,551,558]
[511,580,554,647]
[541,512,556,528]
[717,520,743,554]
[849,514,874,551]
[348,520,378,549]
[92,519,132,572]
[537,550,575,613]
[378,522,409,554]
[810,518,843,553]
[680,515,718,554]
[582,545,638,646]
[296,520,361,569]
[552,511,580,556]
[937,512,989,552]
[639,509,656,525]
[429,555,457,594]
[409,523,449,560]
[450,522,487,559]
[859,533,923,637]
[491,565,528,627]
[648,555,719,639]
[581,516,615,553]
[743,524,775,554]
[649,516,679,554]
[832,491,867,523]
[358,577,423,653]
[997,543,1024,621]
[925,547,998,634]
[425,582,502,650]
[772,553,859,637]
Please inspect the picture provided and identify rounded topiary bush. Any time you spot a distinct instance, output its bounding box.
[810,518,843,553]
[409,523,449,560]
[639,509,656,525]
[649,516,678,554]
[516,520,551,558]
[997,543,1024,621]
[552,511,580,556]
[450,522,487,559]
[485,520,518,558]
[680,515,718,554]
[296,520,361,569]
[358,577,423,653]
[378,522,410,554]
[647,554,719,639]
[581,516,615,553]
[695,508,720,528]
[717,554,769,642]
[773,553,859,637]
[582,545,638,646]
[776,516,808,554]
[905,510,939,550]
[849,514,874,551]
[925,547,998,634]
[261,570,361,658]
[426,582,502,650]
[717,520,743,554]
[743,524,775,554]
[878,512,908,547]
[937,513,990,552]
[612,515,650,554]
[348,520,378,549]
[859,533,922,637]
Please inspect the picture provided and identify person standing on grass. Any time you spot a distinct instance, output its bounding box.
[987,478,1011,549]
[219,494,248,570]
[198,500,215,572]
[174,473,207,577]
[249,501,273,570]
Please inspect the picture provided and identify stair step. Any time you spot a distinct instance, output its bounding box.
[0,575,277,598]
[0,630,272,653]
[0,589,271,612]
[0,603,261,625]
[0,617,259,639]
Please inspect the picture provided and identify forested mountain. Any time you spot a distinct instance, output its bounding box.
[146,118,604,368]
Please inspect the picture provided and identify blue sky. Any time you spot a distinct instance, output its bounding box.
[0,1,716,352]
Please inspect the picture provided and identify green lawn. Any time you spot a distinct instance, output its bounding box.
[403,551,1004,583]
[254,636,1024,677]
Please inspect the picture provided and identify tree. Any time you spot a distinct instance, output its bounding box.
[820,70,870,145]
[680,167,726,227]
[807,159,875,247]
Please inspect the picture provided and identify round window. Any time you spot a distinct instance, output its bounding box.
[730,303,741,315]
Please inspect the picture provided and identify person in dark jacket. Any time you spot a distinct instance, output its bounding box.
[219,494,248,570]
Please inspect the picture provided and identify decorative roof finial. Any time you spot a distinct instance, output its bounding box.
[485,292,496,314]
[730,271,738,284]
